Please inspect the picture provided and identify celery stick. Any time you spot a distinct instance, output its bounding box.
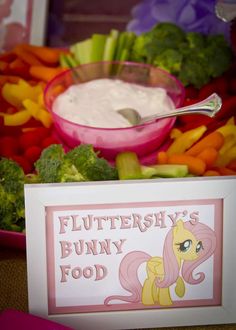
[59,53,70,68]
[141,164,188,178]
[115,152,142,180]
[91,34,107,62]
[115,31,136,61]
[103,29,119,61]
[114,32,127,60]
[119,48,129,61]
[73,38,92,64]
[66,54,79,67]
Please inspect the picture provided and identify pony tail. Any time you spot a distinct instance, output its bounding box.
[104,251,150,305]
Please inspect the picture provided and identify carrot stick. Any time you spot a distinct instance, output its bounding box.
[217,167,236,176]
[0,75,21,85]
[167,154,206,176]
[196,147,218,168]
[227,159,236,171]
[203,170,220,176]
[157,151,168,164]
[0,51,17,63]
[21,44,67,64]
[13,46,43,66]
[185,131,224,156]
[29,66,66,82]
[9,58,30,77]
[0,60,8,72]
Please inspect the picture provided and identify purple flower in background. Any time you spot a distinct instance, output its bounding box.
[127,0,230,39]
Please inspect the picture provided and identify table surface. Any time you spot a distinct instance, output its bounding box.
[0,246,236,330]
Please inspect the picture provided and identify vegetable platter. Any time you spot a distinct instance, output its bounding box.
[1,22,236,249]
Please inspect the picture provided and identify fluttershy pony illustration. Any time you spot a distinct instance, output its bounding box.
[104,220,217,306]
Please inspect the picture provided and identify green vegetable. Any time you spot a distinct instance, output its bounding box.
[141,164,188,179]
[115,151,142,180]
[91,34,107,62]
[0,158,25,231]
[130,22,233,88]
[35,144,118,183]
[66,144,118,181]
[114,31,136,61]
[59,53,79,68]
[70,38,92,64]
[103,29,119,61]
[115,151,188,180]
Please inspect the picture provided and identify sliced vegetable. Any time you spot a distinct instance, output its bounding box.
[103,29,119,61]
[196,147,218,168]
[185,131,224,156]
[141,164,188,178]
[115,151,142,180]
[91,34,107,62]
[167,125,207,156]
[3,110,31,126]
[29,66,66,82]
[167,154,206,176]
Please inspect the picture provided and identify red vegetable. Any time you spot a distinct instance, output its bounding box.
[24,145,42,163]
[19,131,43,151]
[0,136,20,157]
[9,155,32,174]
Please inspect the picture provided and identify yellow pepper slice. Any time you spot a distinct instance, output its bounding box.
[167,125,207,156]
[2,79,43,107]
[216,145,236,167]
[217,124,236,139]
[23,99,52,128]
[3,110,31,126]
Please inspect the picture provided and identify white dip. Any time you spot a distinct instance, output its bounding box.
[53,78,174,128]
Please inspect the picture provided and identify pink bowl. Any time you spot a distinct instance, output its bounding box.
[44,61,185,159]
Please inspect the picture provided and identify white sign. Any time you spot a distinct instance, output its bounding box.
[25,177,236,330]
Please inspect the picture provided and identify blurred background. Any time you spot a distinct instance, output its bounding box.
[47,0,140,46]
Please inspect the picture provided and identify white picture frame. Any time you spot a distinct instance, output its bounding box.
[24,176,236,330]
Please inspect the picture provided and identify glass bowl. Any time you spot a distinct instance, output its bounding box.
[44,61,185,160]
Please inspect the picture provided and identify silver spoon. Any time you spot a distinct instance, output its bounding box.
[117,93,222,126]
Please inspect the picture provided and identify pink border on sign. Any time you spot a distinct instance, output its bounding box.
[45,199,223,315]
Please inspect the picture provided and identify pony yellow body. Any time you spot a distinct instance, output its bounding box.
[142,220,202,306]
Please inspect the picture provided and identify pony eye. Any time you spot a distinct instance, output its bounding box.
[196,241,203,253]
[178,239,192,252]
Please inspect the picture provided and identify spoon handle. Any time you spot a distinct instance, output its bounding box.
[140,93,222,124]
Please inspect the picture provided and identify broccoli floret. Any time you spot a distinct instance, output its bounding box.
[130,34,150,63]
[147,22,186,50]
[66,144,118,181]
[185,32,205,50]
[129,22,233,88]
[178,34,233,88]
[0,157,25,198]
[178,53,210,88]
[205,34,233,78]
[35,144,118,183]
[0,158,25,231]
[153,49,183,74]
[131,22,185,64]
[35,144,86,183]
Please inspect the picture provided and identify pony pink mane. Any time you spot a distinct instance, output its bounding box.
[104,251,150,305]
[182,221,217,284]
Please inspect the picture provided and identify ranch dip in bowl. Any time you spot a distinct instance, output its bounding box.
[52,78,175,129]
[44,61,185,160]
